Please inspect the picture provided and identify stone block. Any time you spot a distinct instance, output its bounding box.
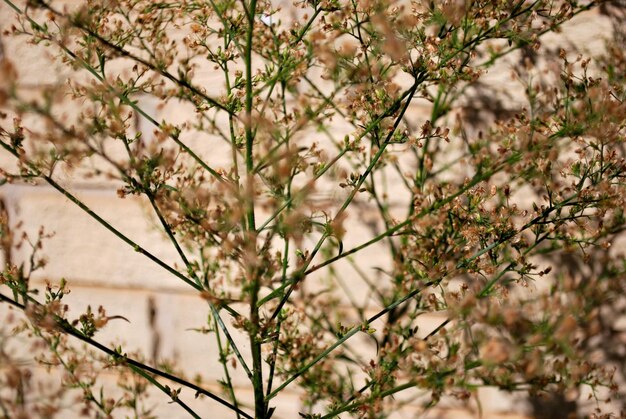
[2,183,189,292]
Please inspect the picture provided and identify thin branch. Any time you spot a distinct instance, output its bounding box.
[0,292,254,419]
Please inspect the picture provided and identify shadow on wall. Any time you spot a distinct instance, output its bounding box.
[530,393,577,419]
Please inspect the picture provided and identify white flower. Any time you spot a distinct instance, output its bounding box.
[259,14,273,27]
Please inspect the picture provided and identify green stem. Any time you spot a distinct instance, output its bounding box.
[0,292,253,419]
[128,364,203,419]
[213,316,242,419]
[258,151,521,308]
[4,0,226,184]
[265,78,421,319]
[266,188,595,398]
[265,279,436,401]
[243,1,266,417]
[0,139,253,382]
[33,0,233,115]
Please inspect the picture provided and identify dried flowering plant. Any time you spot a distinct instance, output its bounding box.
[0,0,625,418]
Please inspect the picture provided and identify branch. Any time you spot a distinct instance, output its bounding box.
[0,139,253,381]
[3,0,227,184]
[0,292,254,419]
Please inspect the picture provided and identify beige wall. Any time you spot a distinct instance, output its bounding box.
[0,2,616,418]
